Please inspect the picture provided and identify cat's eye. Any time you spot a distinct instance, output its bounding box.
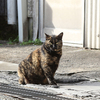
[56,42,59,44]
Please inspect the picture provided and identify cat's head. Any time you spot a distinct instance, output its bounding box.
[44,32,63,52]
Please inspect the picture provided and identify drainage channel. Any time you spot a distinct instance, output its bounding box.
[0,83,72,100]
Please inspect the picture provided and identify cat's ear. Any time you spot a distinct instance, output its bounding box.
[57,32,63,40]
[45,33,51,40]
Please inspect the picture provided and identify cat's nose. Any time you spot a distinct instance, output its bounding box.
[53,44,55,48]
[53,44,57,49]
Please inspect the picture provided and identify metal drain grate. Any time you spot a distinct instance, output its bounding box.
[0,83,73,100]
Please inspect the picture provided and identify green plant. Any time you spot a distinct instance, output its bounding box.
[13,36,19,43]
[34,39,42,45]
[8,36,19,45]
[20,39,42,46]
[20,40,34,46]
[8,37,13,45]
[0,44,3,46]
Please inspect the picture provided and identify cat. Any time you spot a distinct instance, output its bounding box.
[18,32,63,87]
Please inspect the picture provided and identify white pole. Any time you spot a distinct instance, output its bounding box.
[17,0,23,42]
[7,0,16,24]
[17,0,28,42]
[38,0,43,41]
[33,0,38,41]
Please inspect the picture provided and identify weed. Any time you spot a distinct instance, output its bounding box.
[20,39,42,46]
[13,36,19,43]
[34,39,42,45]
[8,36,19,45]
[0,44,3,46]
[7,36,43,46]
[8,38,14,45]
[20,40,34,46]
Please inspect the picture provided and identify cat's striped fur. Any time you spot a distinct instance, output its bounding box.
[18,32,63,86]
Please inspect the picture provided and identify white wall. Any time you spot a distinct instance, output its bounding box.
[42,0,84,47]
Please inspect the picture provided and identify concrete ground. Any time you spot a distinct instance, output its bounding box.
[0,46,100,99]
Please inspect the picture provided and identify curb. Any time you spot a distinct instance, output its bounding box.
[0,61,18,71]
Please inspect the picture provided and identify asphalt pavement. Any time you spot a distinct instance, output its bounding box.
[0,47,100,99]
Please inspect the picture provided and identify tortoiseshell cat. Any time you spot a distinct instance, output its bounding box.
[18,32,63,87]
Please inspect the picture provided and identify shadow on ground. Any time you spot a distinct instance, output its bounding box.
[0,71,92,86]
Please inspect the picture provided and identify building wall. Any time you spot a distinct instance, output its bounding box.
[42,0,84,47]
[44,0,82,29]
[25,0,100,49]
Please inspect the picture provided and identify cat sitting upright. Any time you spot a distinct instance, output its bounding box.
[18,32,63,87]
